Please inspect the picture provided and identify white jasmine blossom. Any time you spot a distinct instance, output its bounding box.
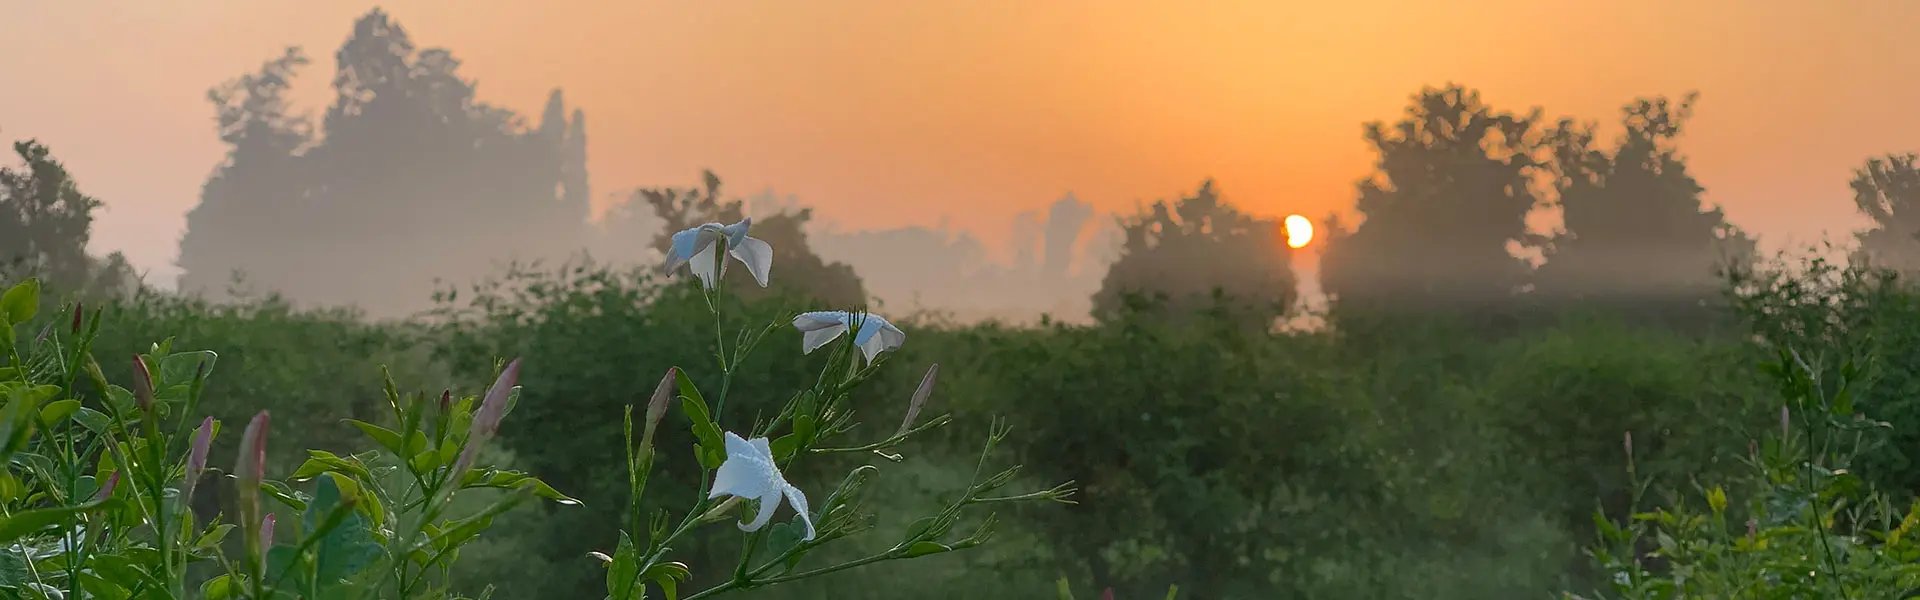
[791,311,906,362]
[708,431,815,540]
[662,218,773,289]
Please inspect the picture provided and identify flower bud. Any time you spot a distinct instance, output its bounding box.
[438,389,453,414]
[236,411,269,556]
[1622,431,1633,460]
[261,513,276,550]
[453,358,521,478]
[93,470,119,503]
[131,355,155,414]
[897,364,938,436]
[183,416,214,502]
[69,303,82,335]
[1780,405,1791,440]
[641,367,677,450]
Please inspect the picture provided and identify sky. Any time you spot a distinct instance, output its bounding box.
[2,1,1915,285]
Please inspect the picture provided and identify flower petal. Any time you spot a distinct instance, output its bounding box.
[853,316,906,361]
[689,242,721,289]
[793,312,851,354]
[740,488,782,532]
[729,236,774,288]
[721,218,753,247]
[783,484,816,541]
[663,227,706,273]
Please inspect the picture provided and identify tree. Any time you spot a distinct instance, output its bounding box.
[1091,180,1294,324]
[177,9,590,315]
[633,170,866,307]
[1533,94,1755,307]
[0,138,138,296]
[1851,153,1920,273]
[1320,85,1545,312]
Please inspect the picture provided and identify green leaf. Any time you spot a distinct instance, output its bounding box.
[157,350,217,389]
[765,516,810,565]
[291,450,372,482]
[0,497,111,545]
[644,560,691,600]
[199,574,240,600]
[71,408,110,434]
[1,279,40,325]
[460,469,581,505]
[304,475,382,587]
[902,541,952,557]
[606,532,638,600]
[260,481,308,511]
[346,420,405,456]
[195,524,236,551]
[77,572,132,600]
[37,400,80,427]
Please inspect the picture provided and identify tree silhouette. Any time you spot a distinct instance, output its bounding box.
[633,170,866,307]
[1851,153,1920,273]
[177,9,590,315]
[1320,85,1546,312]
[0,138,138,296]
[1091,180,1294,324]
[1533,94,1754,306]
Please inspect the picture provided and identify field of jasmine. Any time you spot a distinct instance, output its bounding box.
[7,245,1920,599]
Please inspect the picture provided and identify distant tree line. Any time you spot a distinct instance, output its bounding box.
[13,9,1920,325]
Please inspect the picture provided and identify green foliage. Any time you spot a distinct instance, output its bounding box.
[176,9,591,315]
[1320,84,1545,312]
[1850,153,1920,273]
[1090,180,1294,325]
[0,139,139,299]
[1534,93,1755,311]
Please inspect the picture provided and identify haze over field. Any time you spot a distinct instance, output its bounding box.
[4,1,1916,318]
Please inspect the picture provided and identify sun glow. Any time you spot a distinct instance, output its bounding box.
[1284,214,1313,249]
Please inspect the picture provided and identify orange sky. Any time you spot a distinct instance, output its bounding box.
[2,1,1914,284]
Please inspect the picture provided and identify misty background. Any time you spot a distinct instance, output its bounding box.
[13,4,1920,599]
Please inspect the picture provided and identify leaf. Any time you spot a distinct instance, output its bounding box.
[606,532,638,600]
[461,469,581,505]
[1,279,39,325]
[157,350,217,390]
[304,475,382,587]
[291,450,372,482]
[199,574,241,600]
[71,408,110,434]
[346,420,405,456]
[644,560,691,600]
[903,541,952,557]
[37,400,80,427]
[764,517,810,573]
[77,572,132,600]
[0,497,111,545]
[195,524,236,550]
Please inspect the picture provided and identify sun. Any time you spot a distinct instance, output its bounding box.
[1283,214,1313,249]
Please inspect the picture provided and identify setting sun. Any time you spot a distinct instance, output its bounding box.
[1284,214,1313,249]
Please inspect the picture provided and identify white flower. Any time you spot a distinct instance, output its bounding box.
[708,431,815,540]
[662,218,773,289]
[791,311,906,363]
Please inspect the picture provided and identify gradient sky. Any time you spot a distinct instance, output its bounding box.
[2,1,1914,284]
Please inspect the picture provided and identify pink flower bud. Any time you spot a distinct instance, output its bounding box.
[641,367,677,449]
[69,303,83,335]
[236,411,269,556]
[183,416,214,502]
[261,513,276,550]
[453,358,521,478]
[93,470,119,502]
[1622,431,1633,459]
[131,355,155,414]
[897,363,938,436]
[1781,405,1791,440]
[438,389,453,414]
